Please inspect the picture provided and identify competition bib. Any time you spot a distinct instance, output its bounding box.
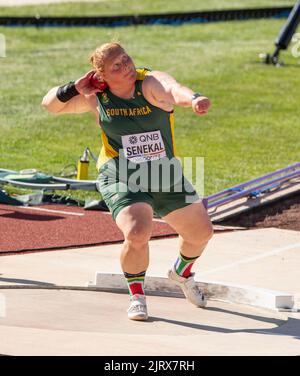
[121,130,166,164]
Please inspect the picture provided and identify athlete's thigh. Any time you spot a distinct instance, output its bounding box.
[162,201,212,238]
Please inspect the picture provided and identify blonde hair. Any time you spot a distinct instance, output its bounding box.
[89,42,124,74]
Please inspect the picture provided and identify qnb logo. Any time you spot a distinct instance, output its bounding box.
[129,136,138,145]
[0,293,6,318]
[0,34,6,58]
[291,33,300,58]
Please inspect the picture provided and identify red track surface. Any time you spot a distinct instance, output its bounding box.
[0,204,177,254]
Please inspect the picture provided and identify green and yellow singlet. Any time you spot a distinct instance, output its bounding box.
[96,68,177,172]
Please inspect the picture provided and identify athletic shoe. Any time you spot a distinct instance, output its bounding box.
[167,268,207,308]
[127,294,148,321]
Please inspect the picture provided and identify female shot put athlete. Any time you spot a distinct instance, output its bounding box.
[42,42,213,321]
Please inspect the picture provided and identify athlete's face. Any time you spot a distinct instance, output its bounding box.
[102,49,136,85]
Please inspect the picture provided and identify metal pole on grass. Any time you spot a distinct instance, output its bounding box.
[260,0,300,66]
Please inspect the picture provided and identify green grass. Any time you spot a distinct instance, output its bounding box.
[0,16,300,199]
[0,0,295,17]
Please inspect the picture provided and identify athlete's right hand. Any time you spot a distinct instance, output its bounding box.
[75,70,100,95]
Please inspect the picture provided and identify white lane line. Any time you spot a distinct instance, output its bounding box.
[17,206,84,217]
[201,242,300,276]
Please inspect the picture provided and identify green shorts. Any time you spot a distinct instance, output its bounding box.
[97,173,200,221]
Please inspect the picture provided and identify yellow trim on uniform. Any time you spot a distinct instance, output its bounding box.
[136,68,150,81]
[97,132,119,171]
[169,112,177,156]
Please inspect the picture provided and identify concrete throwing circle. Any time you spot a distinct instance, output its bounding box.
[0,288,296,356]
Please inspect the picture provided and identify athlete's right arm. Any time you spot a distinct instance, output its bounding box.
[41,70,99,115]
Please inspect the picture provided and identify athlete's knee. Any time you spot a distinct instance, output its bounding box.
[124,222,152,245]
[201,220,214,243]
[116,203,153,245]
[184,218,214,247]
[121,212,153,244]
[199,218,214,243]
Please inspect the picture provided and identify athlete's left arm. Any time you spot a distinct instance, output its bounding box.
[143,70,211,116]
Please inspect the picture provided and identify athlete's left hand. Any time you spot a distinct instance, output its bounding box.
[191,96,211,116]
